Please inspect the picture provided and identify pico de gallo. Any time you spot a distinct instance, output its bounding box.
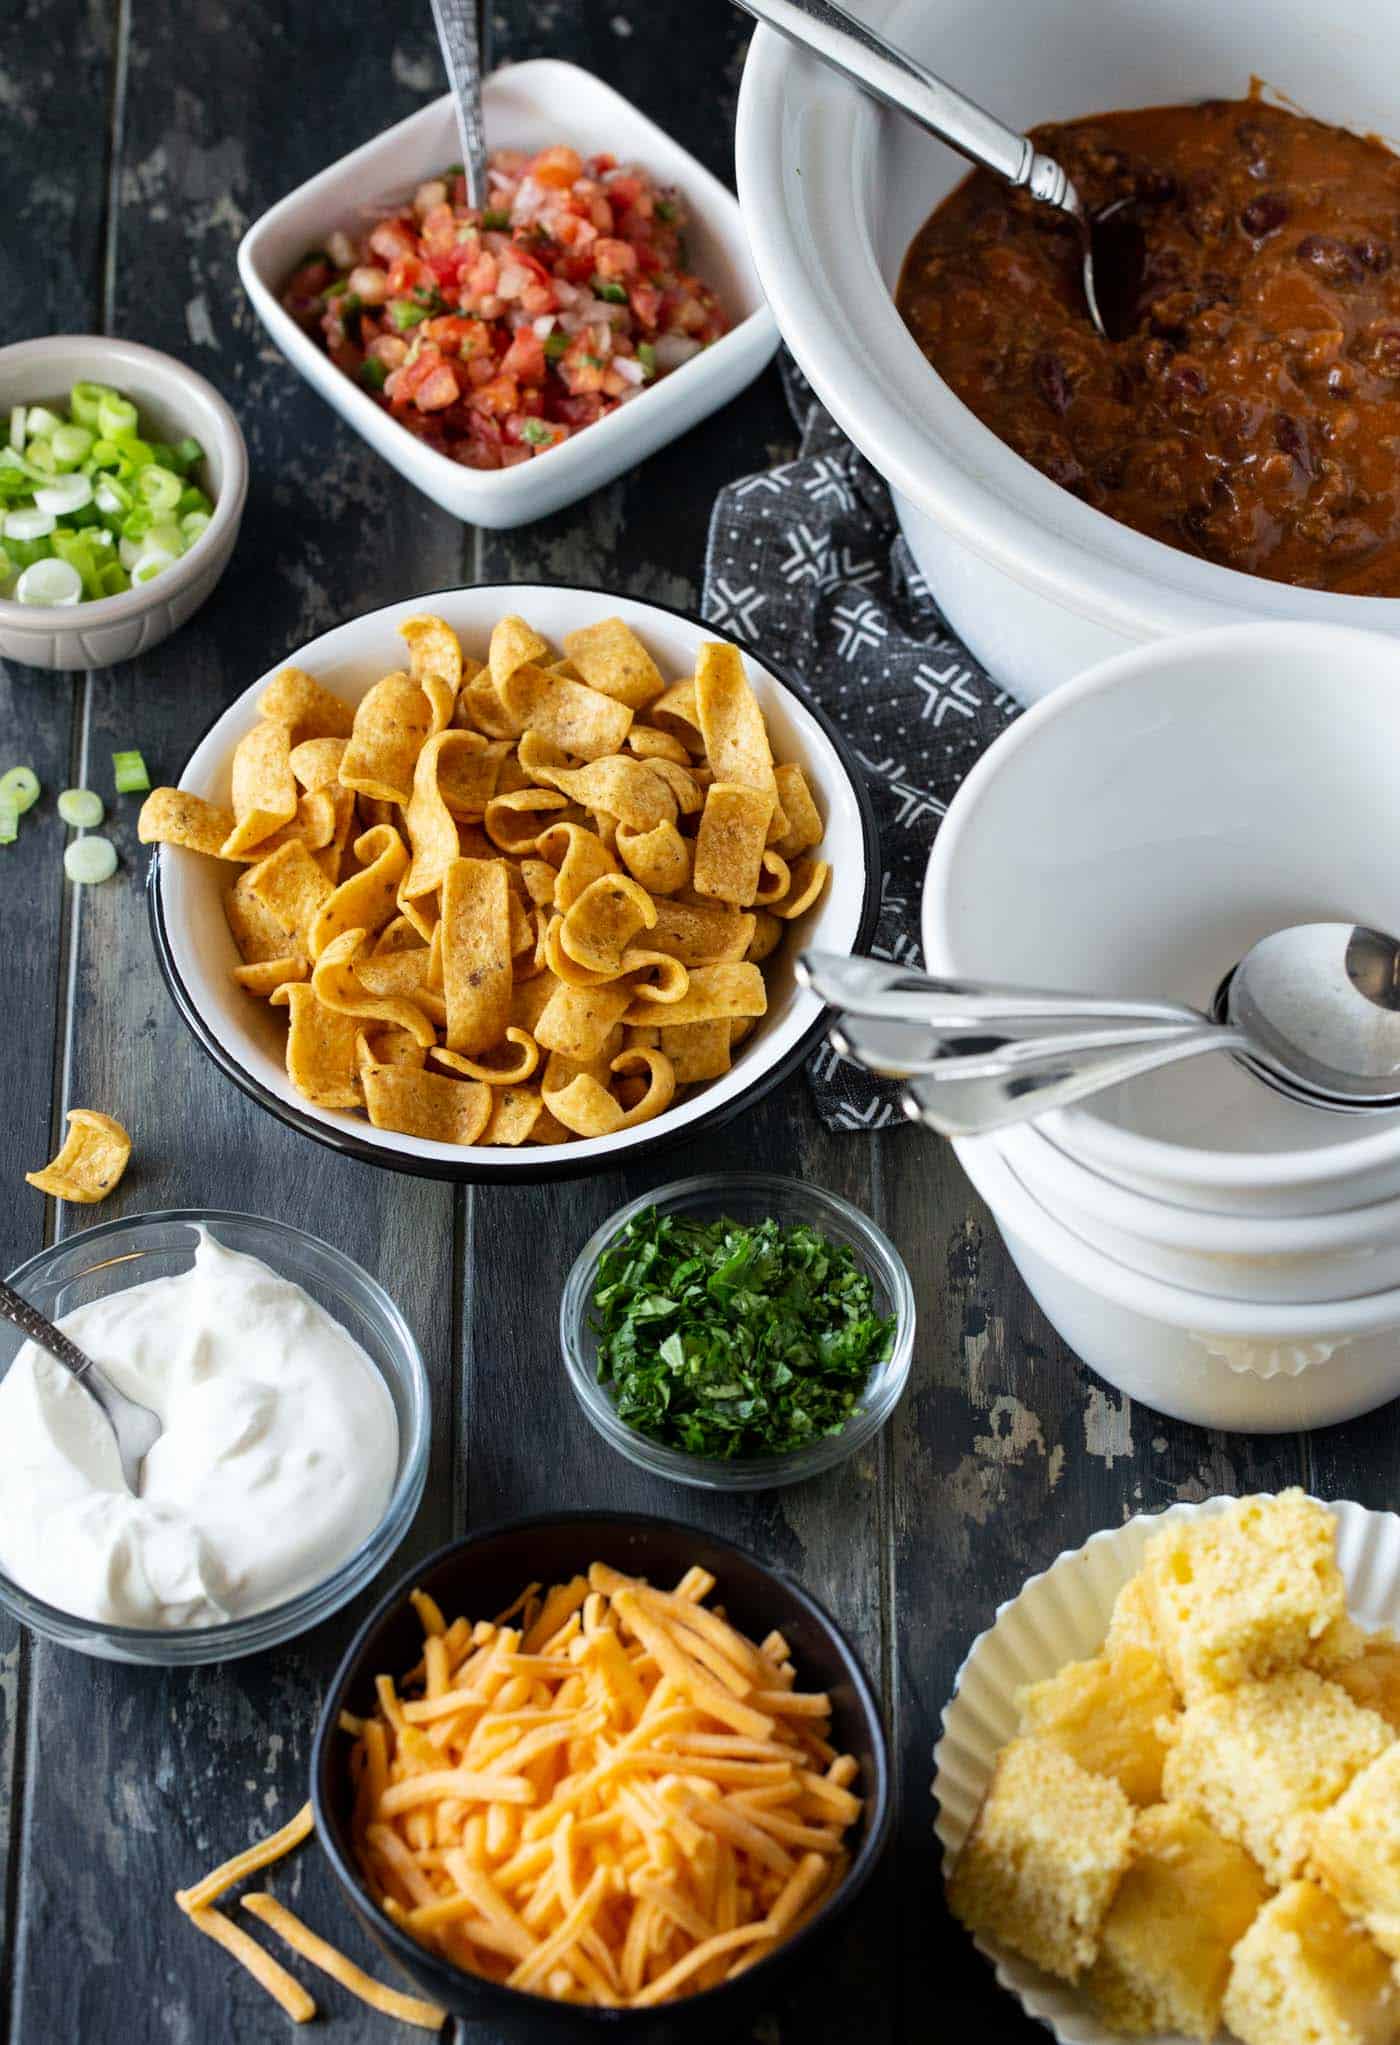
[281,146,729,470]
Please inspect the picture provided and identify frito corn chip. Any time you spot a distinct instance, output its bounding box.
[559,875,657,975]
[399,613,464,695]
[484,788,570,854]
[648,899,756,966]
[241,840,334,951]
[233,956,308,998]
[774,857,830,920]
[226,871,301,965]
[542,1070,625,1138]
[138,788,236,857]
[617,953,690,1006]
[692,782,776,907]
[455,669,517,739]
[310,825,410,959]
[429,1027,539,1085]
[339,672,434,803]
[773,763,824,859]
[543,757,675,831]
[754,850,792,908]
[562,618,666,709]
[638,756,703,815]
[616,819,690,895]
[649,678,703,750]
[354,1024,428,1076]
[442,858,513,1055]
[498,663,635,762]
[395,886,438,944]
[488,613,550,686]
[623,962,767,1028]
[221,721,299,858]
[361,1064,491,1145]
[259,666,356,742]
[372,916,425,957]
[533,980,635,1062]
[611,1046,676,1126]
[26,1109,131,1203]
[627,725,690,765]
[534,821,618,910]
[289,736,349,792]
[220,787,339,864]
[694,644,786,841]
[403,733,481,902]
[269,983,362,1108]
[356,948,444,1021]
[315,785,358,884]
[659,1018,733,1083]
[437,735,501,819]
[483,1085,545,1145]
[520,858,557,908]
[312,928,437,1047]
[746,909,783,963]
[510,972,560,1035]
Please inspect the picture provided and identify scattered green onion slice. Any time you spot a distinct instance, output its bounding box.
[0,801,16,845]
[15,557,82,606]
[0,766,40,813]
[64,834,117,885]
[111,749,150,795]
[58,787,104,828]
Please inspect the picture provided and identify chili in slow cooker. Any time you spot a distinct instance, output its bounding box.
[897,99,1400,594]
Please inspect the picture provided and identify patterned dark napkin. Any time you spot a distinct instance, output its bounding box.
[700,357,1021,1131]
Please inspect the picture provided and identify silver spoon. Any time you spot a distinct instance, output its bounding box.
[802,925,1400,1136]
[429,0,490,209]
[731,0,1145,340]
[0,1277,161,1497]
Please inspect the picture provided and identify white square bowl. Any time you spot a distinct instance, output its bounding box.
[237,61,780,530]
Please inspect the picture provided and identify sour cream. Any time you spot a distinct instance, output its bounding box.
[0,1231,398,1629]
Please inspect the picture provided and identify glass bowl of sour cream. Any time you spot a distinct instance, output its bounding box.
[0,1210,429,1664]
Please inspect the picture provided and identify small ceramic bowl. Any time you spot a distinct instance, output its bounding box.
[312,1511,892,2030]
[238,60,780,530]
[0,335,247,672]
[561,1172,916,1489]
[0,1210,429,1664]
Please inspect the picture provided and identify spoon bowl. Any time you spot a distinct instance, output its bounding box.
[0,1276,161,1496]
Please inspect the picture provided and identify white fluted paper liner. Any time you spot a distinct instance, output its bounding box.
[932,1496,1400,2045]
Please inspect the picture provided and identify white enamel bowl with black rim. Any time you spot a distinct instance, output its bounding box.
[147,585,878,1182]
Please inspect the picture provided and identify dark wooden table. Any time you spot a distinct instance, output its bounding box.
[4,5,1398,2040]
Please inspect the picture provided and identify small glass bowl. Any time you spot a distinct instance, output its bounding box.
[561,1173,916,1491]
[0,1210,430,1664]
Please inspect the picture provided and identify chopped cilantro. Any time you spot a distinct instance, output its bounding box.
[360,357,388,391]
[591,276,630,304]
[654,198,679,224]
[543,331,569,360]
[482,208,511,231]
[520,418,557,446]
[590,1209,896,1461]
[388,299,431,332]
[637,341,657,378]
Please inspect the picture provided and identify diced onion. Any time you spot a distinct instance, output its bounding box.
[651,334,704,372]
[614,357,646,386]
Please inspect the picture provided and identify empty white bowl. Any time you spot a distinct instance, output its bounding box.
[922,622,1400,1217]
[0,335,246,672]
[148,584,877,1181]
[238,61,779,530]
[737,0,1400,702]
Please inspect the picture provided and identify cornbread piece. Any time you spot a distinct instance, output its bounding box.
[1311,1745,1400,1961]
[1016,1645,1178,1806]
[1223,1881,1400,2045]
[1084,1803,1270,2040]
[1337,1631,1400,1731]
[946,1736,1133,1982]
[1141,1491,1360,1698]
[1105,1573,1165,1668]
[1161,1670,1391,1885]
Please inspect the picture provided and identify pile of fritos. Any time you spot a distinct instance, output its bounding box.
[139,612,829,1148]
[345,1561,862,2008]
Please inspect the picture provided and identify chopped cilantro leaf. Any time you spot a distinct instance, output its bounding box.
[590,1209,896,1461]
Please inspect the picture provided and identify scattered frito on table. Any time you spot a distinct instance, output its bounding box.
[25,1108,132,1203]
[138,613,831,1148]
[342,1560,862,2008]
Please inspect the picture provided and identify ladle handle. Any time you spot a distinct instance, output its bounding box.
[0,1276,98,1383]
[731,0,1080,211]
[903,1025,1244,1137]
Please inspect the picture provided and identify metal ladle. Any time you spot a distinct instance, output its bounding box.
[0,1277,161,1496]
[799,924,1400,1137]
[731,0,1145,340]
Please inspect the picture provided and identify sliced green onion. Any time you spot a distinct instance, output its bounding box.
[173,436,203,471]
[112,749,150,794]
[50,423,94,470]
[98,563,129,598]
[58,786,104,828]
[95,394,138,440]
[0,799,16,846]
[15,557,81,606]
[35,474,93,518]
[24,439,56,476]
[50,531,103,598]
[129,548,176,586]
[0,766,40,814]
[70,381,116,429]
[144,519,184,556]
[8,406,25,452]
[179,510,211,543]
[64,835,117,885]
[5,507,56,542]
[94,475,131,517]
[175,485,211,518]
[135,464,181,513]
[5,537,51,570]
[24,405,64,441]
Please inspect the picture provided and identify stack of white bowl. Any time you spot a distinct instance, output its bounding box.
[921,623,1400,1434]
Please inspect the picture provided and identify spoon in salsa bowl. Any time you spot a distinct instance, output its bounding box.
[731,0,1145,340]
[0,1277,161,1496]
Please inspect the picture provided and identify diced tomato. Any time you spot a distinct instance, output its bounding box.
[386,253,428,296]
[425,315,489,356]
[419,203,459,252]
[500,329,547,384]
[470,374,521,418]
[530,145,584,189]
[592,238,638,280]
[413,364,460,411]
[607,175,644,209]
[369,218,418,265]
[628,281,663,329]
[499,443,534,467]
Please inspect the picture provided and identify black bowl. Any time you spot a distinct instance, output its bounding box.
[311,1511,892,2035]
